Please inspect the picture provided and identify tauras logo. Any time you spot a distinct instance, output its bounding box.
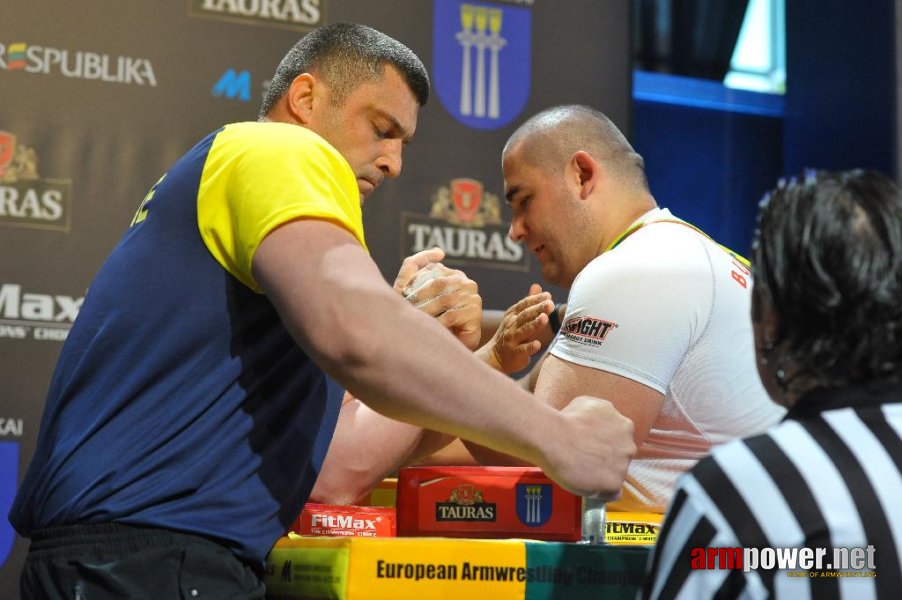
[1,131,71,231]
[435,483,497,522]
[403,178,526,271]
[190,0,323,30]
[0,42,156,86]
[435,503,496,521]
[310,514,376,530]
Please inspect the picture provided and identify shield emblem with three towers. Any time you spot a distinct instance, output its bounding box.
[433,0,532,131]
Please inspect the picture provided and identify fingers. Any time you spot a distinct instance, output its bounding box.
[393,248,445,293]
[398,261,483,349]
[496,296,552,342]
[406,270,476,309]
[505,299,553,332]
[506,289,553,321]
[485,289,555,374]
[436,293,482,324]
[416,284,477,316]
[438,298,483,350]
[513,339,542,358]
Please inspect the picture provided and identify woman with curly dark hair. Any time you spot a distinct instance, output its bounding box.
[644,169,902,599]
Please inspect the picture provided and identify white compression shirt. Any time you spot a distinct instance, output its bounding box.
[549,207,785,512]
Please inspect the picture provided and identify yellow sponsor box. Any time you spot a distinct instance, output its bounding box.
[264,535,651,599]
[265,536,527,599]
[605,512,663,545]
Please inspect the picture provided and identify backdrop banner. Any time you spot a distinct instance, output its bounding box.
[0,1,630,592]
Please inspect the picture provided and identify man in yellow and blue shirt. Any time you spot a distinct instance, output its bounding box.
[10,24,636,598]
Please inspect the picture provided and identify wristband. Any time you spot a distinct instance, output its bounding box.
[548,302,563,335]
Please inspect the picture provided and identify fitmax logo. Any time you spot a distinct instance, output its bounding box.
[212,69,251,101]
[0,283,82,323]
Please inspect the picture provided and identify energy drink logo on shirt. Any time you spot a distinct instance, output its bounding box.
[561,316,618,347]
[189,0,323,31]
[0,132,71,232]
[433,0,531,130]
[435,484,497,521]
[402,178,527,271]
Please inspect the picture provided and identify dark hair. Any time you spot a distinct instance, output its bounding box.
[258,22,429,118]
[751,169,902,389]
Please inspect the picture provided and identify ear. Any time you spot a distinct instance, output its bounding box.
[284,73,317,125]
[571,150,599,199]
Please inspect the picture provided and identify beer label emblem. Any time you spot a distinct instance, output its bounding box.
[450,484,481,504]
[402,177,527,270]
[435,484,497,521]
[451,178,482,224]
[516,483,552,527]
[0,132,72,231]
[433,0,531,130]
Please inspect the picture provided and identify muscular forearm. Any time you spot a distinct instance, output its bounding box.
[255,221,635,499]
[256,223,556,473]
[338,294,555,469]
[310,398,428,505]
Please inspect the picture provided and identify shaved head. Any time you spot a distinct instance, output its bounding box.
[504,105,648,192]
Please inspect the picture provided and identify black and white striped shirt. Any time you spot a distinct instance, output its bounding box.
[643,384,901,599]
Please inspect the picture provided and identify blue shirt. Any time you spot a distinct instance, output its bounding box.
[9,123,365,567]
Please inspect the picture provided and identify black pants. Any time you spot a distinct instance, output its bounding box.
[20,523,266,600]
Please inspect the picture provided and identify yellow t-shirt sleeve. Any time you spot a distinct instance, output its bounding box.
[196,122,367,292]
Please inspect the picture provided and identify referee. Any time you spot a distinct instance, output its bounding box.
[643,169,902,599]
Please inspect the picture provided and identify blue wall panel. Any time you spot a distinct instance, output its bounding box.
[632,74,784,255]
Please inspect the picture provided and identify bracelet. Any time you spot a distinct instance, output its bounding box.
[548,302,563,335]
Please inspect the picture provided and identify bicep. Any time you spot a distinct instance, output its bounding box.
[251,218,389,364]
[534,355,664,446]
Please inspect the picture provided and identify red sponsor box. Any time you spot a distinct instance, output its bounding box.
[291,503,396,538]
[397,466,582,541]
